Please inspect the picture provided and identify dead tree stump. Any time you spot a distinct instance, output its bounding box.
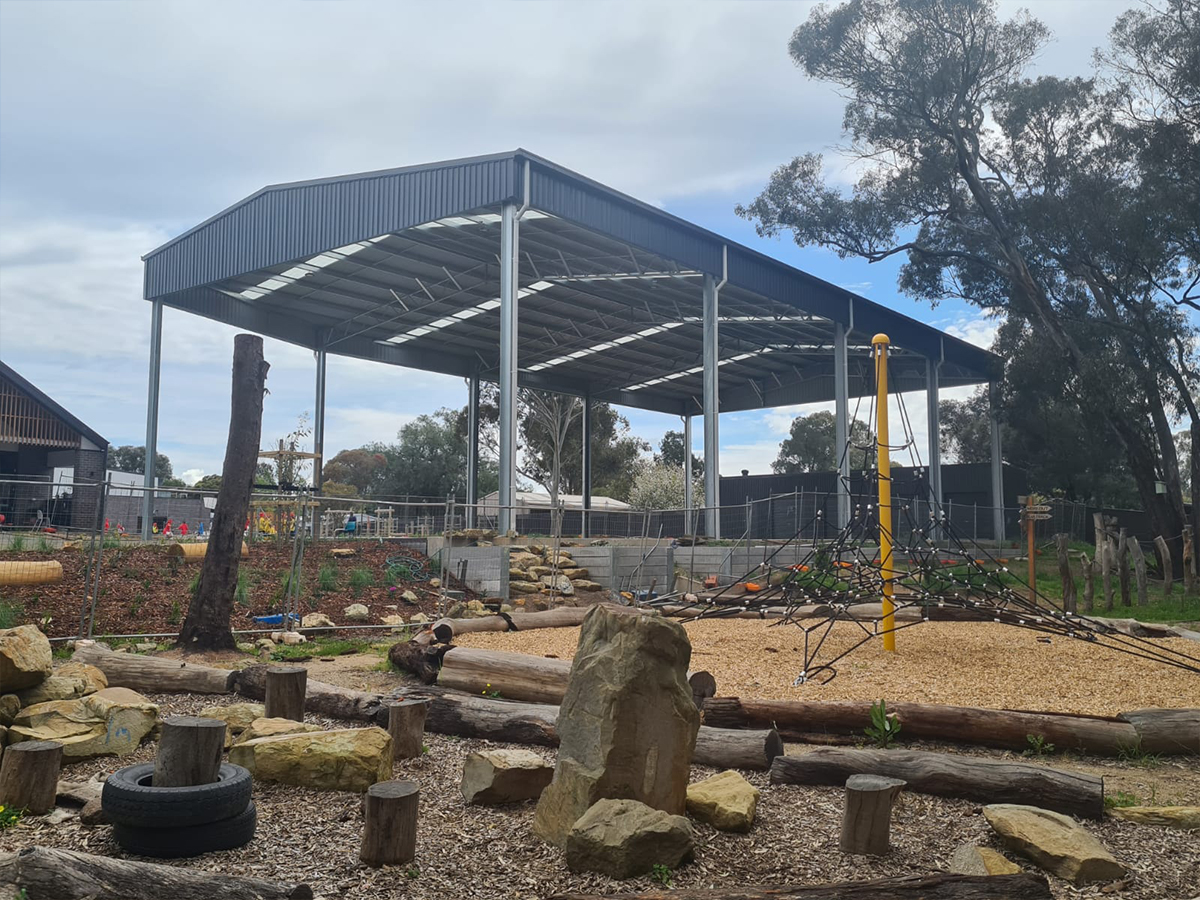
[1129,539,1149,607]
[689,671,718,709]
[360,780,419,867]
[1155,535,1174,599]
[154,716,225,787]
[1081,552,1094,612]
[0,740,63,814]
[387,699,432,761]
[265,666,307,721]
[1117,528,1131,607]
[1055,535,1076,614]
[839,774,905,855]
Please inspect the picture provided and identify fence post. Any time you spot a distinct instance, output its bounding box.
[608,546,618,594]
[664,545,675,595]
[501,546,511,602]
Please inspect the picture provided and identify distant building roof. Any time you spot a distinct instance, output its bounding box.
[0,360,108,450]
[481,490,630,511]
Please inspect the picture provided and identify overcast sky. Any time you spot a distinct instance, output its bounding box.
[0,0,1137,486]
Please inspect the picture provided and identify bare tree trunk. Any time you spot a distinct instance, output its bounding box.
[1155,535,1174,599]
[1129,538,1149,607]
[1185,525,1196,595]
[1117,528,1131,607]
[1081,551,1094,612]
[179,335,269,651]
[1055,534,1076,613]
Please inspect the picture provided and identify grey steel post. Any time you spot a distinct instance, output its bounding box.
[313,342,327,492]
[498,201,519,535]
[702,273,720,538]
[141,298,163,539]
[926,355,942,541]
[581,394,593,538]
[466,373,480,528]
[834,320,850,529]
[989,381,1005,543]
[682,414,693,524]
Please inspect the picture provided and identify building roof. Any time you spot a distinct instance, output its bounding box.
[481,490,631,511]
[0,360,108,450]
[143,150,1000,416]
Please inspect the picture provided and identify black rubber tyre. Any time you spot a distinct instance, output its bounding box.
[102,762,252,828]
[113,800,257,859]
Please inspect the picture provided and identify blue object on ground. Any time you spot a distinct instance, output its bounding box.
[252,613,301,626]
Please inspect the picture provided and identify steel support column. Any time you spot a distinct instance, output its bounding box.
[498,201,519,535]
[466,373,480,528]
[989,381,1005,544]
[581,395,592,538]
[682,415,693,526]
[926,356,942,540]
[834,321,850,529]
[313,342,327,492]
[702,273,720,538]
[141,299,163,539]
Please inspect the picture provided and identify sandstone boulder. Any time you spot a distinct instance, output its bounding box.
[565,799,694,878]
[381,614,406,627]
[984,804,1128,885]
[229,726,392,792]
[685,770,760,832]
[508,569,529,580]
[560,567,590,580]
[0,694,19,726]
[401,590,420,604]
[56,775,104,807]
[571,580,604,592]
[461,749,554,805]
[9,687,158,758]
[199,702,265,746]
[343,603,370,621]
[528,566,553,580]
[509,581,541,595]
[533,605,700,846]
[409,612,432,624]
[950,843,1021,876]
[510,552,542,569]
[0,625,53,691]
[301,612,335,629]
[1107,805,1200,830]
[16,662,106,705]
[539,574,574,595]
[232,716,322,745]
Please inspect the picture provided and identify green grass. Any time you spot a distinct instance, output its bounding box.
[167,599,182,627]
[52,644,72,660]
[0,599,25,629]
[8,535,25,551]
[1117,738,1163,768]
[235,569,251,607]
[316,563,339,593]
[1104,790,1143,809]
[35,536,53,552]
[348,567,375,595]
[271,637,373,660]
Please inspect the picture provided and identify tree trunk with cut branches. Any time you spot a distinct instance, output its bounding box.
[179,335,269,651]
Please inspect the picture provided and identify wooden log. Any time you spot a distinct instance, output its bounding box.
[689,670,718,708]
[1155,535,1174,598]
[1094,512,1113,610]
[1081,551,1094,612]
[1129,538,1149,607]
[404,686,782,770]
[72,642,235,694]
[264,666,307,721]
[1055,535,1076,614]
[167,542,249,561]
[1117,528,1131,607]
[840,774,905,855]
[359,780,418,867]
[153,717,225,787]
[701,696,1142,756]
[0,560,63,586]
[0,740,63,814]
[1116,708,1200,755]
[770,748,1104,819]
[387,699,431,761]
[545,872,1053,900]
[233,665,384,722]
[432,603,645,636]
[0,846,313,899]
[387,630,452,684]
[1185,525,1196,594]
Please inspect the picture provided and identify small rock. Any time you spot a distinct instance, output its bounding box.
[113,647,130,653]
[446,601,468,619]
[409,612,431,624]
[0,624,53,690]
[236,642,256,653]
[508,580,541,595]
[686,770,760,832]
[538,574,574,595]
[343,603,370,622]
[950,842,1021,876]
[461,749,554,805]
[565,798,694,878]
[381,614,406,627]
[428,578,441,589]
[279,631,306,645]
[500,604,515,613]
[1107,806,1200,830]
[44,808,74,826]
[79,796,108,826]
[56,777,103,807]
[233,716,322,746]
[199,702,265,736]
[256,638,276,651]
[571,580,604,592]
[134,642,158,653]
[400,590,419,605]
[984,804,1129,885]
[0,693,22,726]
[302,612,335,629]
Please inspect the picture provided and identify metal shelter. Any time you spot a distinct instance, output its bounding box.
[139,150,1004,539]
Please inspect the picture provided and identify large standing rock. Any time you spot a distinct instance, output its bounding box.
[461,749,554,805]
[8,687,158,758]
[229,726,392,792]
[16,663,108,706]
[533,605,700,846]
[565,799,694,878]
[685,770,760,832]
[0,625,53,691]
[950,843,1021,876]
[983,804,1128,885]
[1107,806,1200,830]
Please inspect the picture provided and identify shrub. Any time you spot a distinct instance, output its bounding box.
[317,564,339,593]
[864,699,901,749]
[348,567,374,595]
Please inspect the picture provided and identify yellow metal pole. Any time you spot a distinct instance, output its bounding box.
[873,333,896,652]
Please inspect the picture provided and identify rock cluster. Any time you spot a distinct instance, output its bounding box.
[507,544,604,607]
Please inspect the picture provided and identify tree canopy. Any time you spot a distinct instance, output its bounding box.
[109,445,173,480]
[773,411,873,473]
[741,0,1199,565]
[656,430,703,477]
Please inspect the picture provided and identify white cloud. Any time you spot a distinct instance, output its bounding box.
[180,468,205,486]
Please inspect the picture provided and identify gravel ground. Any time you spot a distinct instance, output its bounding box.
[453,619,1200,715]
[3,692,1198,900]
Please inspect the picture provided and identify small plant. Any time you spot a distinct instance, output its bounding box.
[167,599,182,626]
[864,699,901,749]
[348,567,375,595]
[0,803,24,829]
[0,599,23,629]
[130,593,145,617]
[188,572,201,599]
[481,682,502,699]
[651,864,673,887]
[1023,734,1056,757]
[1117,738,1162,768]
[404,864,420,879]
[317,564,339,594]
[235,569,251,607]
[421,743,430,755]
[9,535,25,552]
[1104,790,1142,809]
[35,536,52,552]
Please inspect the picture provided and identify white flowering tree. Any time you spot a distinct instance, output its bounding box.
[627,460,703,510]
